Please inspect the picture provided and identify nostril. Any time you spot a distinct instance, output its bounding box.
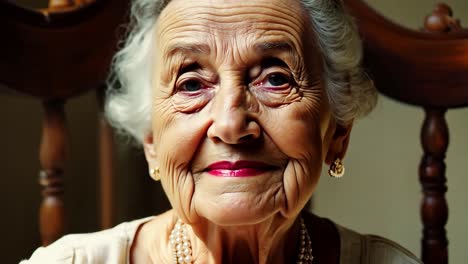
[238,134,254,143]
[207,115,261,144]
[211,136,222,143]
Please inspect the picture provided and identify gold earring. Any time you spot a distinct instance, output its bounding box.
[149,167,160,181]
[328,158,345,178]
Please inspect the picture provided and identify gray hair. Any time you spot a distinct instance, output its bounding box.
[105,0,377,144]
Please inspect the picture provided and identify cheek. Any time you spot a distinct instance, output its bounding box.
[261,99,329,217]
[151,102,212,220]
[264,102,326,162]
[153,106,211,169]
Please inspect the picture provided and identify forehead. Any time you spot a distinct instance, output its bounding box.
[155,0,313,57]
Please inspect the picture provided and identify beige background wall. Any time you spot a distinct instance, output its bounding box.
[314,1,468,264]
[1,0,467,263]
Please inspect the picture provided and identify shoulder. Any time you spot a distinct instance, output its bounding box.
[301,211,422,264]
[335,224,423,264]
[20,217,154,264]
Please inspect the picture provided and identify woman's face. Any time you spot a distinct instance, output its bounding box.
[144,0,346,225]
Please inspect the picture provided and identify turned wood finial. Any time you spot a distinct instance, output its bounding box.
[424,3,462,33]
[48,0,74,8]
[48,0,94,10]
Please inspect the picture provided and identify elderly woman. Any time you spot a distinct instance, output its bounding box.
[22,0,422,263]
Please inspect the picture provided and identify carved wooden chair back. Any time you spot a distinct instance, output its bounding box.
[0,0,128,246]
[344,1,468,264]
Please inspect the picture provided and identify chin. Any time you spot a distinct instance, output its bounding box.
[195,192,283,226]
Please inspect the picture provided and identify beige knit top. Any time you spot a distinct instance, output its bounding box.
[21,217,422,264]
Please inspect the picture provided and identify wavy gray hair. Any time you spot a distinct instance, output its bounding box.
[106,0,377,143]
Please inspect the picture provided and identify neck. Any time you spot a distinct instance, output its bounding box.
[185,214,301,264]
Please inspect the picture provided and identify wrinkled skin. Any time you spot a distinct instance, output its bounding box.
[136,0,352,263]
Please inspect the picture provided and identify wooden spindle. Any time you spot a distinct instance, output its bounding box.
[418,5,462,263]
[39,100,68,246]
[97,88,115,229]
[98,116,115,229]
[419,108,449,264]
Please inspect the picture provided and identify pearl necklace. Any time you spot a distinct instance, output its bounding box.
[170,219,193,263]
[169,217,313,264]
[297,217,314,264]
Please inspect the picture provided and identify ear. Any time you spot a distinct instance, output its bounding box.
[143,132,157,166]
[325,122,353,165]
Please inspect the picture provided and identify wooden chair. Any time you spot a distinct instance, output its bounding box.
[0,0,129,246]
[343,1,468,264]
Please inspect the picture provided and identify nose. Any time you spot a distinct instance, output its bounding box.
[207,86,261,144]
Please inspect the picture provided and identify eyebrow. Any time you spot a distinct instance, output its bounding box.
[164,43,211,60]
[255,41,301,69]
[254,41,294,53]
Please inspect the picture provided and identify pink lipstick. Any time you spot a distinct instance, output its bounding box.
[205,160,276,177]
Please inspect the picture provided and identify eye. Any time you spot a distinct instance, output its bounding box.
[256,71,292,89]
[265,73,290,87]
[180,79,203,92]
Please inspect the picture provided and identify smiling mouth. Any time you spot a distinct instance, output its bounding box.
[205,160,277,177]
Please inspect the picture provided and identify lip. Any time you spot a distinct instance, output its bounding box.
[205,160,276,177]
